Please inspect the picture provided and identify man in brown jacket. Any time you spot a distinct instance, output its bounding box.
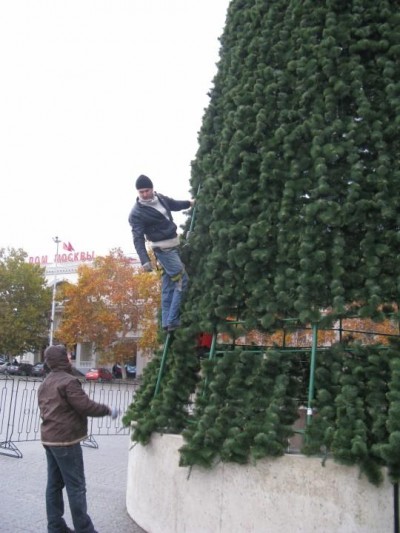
[38,345,118,533]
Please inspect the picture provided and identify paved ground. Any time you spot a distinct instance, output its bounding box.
[0,435,146,533]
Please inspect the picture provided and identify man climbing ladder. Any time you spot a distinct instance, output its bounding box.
[128,174,195,332]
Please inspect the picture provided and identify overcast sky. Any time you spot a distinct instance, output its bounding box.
[0,0,230,262]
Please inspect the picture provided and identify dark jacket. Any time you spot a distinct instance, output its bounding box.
[38,358,110,446]
[128,193,191,265]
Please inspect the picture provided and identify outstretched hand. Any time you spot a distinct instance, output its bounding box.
[110,407,121,419]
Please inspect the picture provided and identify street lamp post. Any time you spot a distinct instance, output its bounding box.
[49,236,61,346]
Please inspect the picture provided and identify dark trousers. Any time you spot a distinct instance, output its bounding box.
[44,443,97,533]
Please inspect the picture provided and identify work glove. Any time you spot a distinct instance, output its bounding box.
[143,262,153,272]
[110,407,120,419]
[171,269,185,282]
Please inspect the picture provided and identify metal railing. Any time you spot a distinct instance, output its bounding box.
[0,375,137,458]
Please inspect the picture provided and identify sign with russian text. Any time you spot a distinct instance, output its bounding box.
[29,251,96,266]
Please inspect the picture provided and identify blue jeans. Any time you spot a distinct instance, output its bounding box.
[44,443,97,533]
[154,247,188,329]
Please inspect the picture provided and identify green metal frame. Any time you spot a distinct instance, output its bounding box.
[306,324,318,426]
[153,318,399,430]
[154,332,174,397]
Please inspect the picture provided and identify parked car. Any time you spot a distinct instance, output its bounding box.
[7,362,33,376]
[0,362,11,374]
[112,363,122,379]
[20,363,33,376]
[125,363,136,379]
[6,362,21,375]
[111,363,136,379]
[31,362,47,377]
[85,368,113,382]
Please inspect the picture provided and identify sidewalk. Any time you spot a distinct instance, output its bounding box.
[0,435,146,533]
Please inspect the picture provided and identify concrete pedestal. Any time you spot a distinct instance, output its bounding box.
[127,433,394,533]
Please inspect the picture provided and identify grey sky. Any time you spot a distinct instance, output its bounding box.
[0,0,230,261]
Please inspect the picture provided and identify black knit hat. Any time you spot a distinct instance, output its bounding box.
[135,175,153,190]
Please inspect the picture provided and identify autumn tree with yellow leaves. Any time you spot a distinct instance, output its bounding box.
[56,249,161,368]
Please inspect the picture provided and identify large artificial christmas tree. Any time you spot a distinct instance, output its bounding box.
[124,0,400,484]
[188,0,400,329]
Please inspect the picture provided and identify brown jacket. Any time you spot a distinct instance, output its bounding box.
[38,358,110,446]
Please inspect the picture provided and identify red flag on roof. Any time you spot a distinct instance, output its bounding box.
[63,242,75,252]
